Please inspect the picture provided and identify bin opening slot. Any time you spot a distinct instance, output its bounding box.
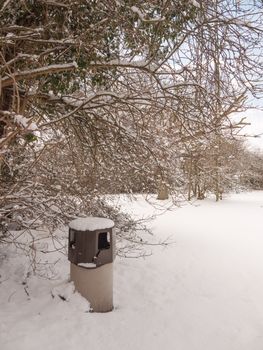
[98,232,110,250]
[69,229,76,248]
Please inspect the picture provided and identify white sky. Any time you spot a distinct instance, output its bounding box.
[235,108,263,152]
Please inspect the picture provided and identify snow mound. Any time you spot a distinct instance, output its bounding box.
[69,217,114,231]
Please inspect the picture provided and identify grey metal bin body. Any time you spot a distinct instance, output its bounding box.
[68,217,115,312]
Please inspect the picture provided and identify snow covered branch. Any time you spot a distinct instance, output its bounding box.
[1,62,78,88]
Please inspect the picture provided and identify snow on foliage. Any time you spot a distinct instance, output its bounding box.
[190,0,200,8]
[14,114,37,131]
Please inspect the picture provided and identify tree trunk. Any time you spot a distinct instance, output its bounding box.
[187,157,193,201]
[157,183,169,200]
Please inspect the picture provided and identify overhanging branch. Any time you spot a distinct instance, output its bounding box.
[1,62,77,88]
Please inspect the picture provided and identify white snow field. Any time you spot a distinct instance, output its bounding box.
[1,191,263,350]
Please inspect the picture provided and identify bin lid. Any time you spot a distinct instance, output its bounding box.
[69,217,114,232]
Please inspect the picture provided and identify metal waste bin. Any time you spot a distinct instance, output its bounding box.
[68,217,115,312]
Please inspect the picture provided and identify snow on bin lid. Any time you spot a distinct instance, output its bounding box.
[69,217,114,231]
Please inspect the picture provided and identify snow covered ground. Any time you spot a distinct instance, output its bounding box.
[1,191,263,350]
